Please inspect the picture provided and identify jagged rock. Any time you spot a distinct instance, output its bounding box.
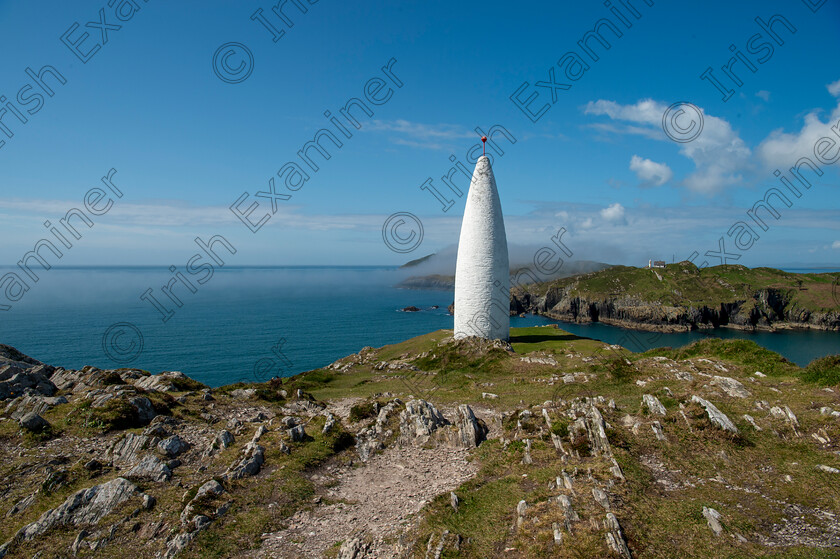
[6,394,67,420]
[144,424,169,438]
[399,399,449,444]
[703,506,724,536]
[230,388,256,399]
[584,404,613,456]
[481,392,498,399]
[817,465,839,474]
[691,396,738,434]
[193,514,211,530]
[743,414,762,431]
[143,494,155,510]
[133,371,190,392]
[604,513,632,558]
[14,478,140,540]
[71,529,89,554]
[592,487,610,511]
[165,532,194,558]
[110,434,154,466]
[158,435,188,457]
[19,412,50,432]
[642,394,666,416]
[181,480,224,525]
[522,439,533,465]
[225,442,264,480]
[252,425,268,443]
[711,376,751,398]
[452,405,487,448]
[550,432,568,454]
[0,365,57,401]
[556,495,579,523]
[651,421,666,441]
[561,470,574,491]
[516,500,527,528]
[323,412,336,434]
[126,455,172,483]
[552,522,563,544]
[196,479,224,500]
[450,492,459,512]
[129,396,157,425]
[6,492,37,518]
[288,425,306,442]
[337,537,368,559]
[215,430,234,449]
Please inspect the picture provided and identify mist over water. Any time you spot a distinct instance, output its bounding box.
[1,266,837,387]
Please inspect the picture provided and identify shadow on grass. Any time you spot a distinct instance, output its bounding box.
[510,333,589,344]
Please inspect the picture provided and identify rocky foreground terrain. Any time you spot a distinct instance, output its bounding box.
[1,327,839,558]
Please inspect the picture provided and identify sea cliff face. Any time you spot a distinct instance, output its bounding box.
[511,286,840,332]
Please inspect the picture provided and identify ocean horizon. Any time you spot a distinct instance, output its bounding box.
[1,265,838,387]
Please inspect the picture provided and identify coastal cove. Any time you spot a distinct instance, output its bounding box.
[1,266,837,387]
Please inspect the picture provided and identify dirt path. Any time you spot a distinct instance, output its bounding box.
[256,442,479,558]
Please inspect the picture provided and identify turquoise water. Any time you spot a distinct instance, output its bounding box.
[1,266,837,387]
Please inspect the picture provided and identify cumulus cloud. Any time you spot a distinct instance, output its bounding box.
[629,155,673,186]
[757,99,840,170]
[584,99,751,195]
[829,79,840,98]
[600,203,626,224]
[756,90,771,102]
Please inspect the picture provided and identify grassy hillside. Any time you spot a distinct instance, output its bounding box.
[523,262,839,312]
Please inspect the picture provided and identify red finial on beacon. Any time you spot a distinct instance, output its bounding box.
[481,136,487,156]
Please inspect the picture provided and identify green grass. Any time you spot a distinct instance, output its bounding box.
[802,354,840,386]
[520,262,839,313]
[641,338,800,377]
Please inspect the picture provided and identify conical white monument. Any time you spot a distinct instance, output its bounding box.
[454,154,510,341]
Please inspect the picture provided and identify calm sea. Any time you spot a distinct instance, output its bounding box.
[1,266,837,387]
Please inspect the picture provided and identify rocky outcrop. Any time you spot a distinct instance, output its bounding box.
[0,365,57,400]
[514,284,840,332]
[642,394,666,416]
[126,455,172,483]
[225,442,265,480]
[19,412,50,432]
[692,396,738,434]
[450,405,488,448]
[399,399,450,445]
[3,477,143,551]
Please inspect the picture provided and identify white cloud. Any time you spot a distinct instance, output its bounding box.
[756,90,771,102]
[584,99,751,195]
[757,99,840,170]
[829,79,840,97]
[629,155,673,186]
[365,119,476,150]
[600,203,626,224]
[833,240,840,249]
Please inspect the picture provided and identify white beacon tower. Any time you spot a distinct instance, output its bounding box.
[453,154,510,341]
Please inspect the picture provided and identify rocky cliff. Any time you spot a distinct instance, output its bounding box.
[511,263,840,332]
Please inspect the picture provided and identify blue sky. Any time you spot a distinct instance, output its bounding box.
[1,0,839,269]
